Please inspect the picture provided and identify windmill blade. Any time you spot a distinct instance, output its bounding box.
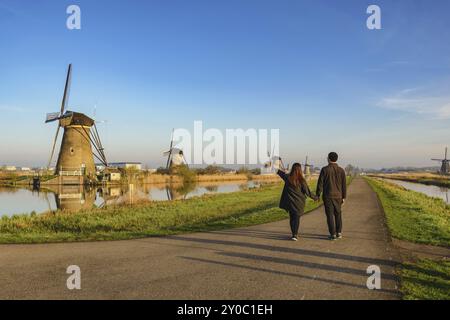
[47,125,61,169]
[60,64,72,115]
[169,129,175,150]
[270,145,276,171]
[165,150,172,169]
[166,129,175,169]
[45,112,62,123]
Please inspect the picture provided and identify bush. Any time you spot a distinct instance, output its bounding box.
[156,167,170,175]
[175,165,197,183]
[195,165,222,175]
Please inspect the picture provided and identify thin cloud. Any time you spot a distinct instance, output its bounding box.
[378,88,450,120]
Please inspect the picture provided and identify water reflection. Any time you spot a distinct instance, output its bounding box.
[385,179,450,204]
[0,181,265,217]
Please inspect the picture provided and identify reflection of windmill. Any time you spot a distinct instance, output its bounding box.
[431,147,449,175]
[45,64,108,181]
[302,156,313,177]
[163,129,188,169]
[165,185,190,200]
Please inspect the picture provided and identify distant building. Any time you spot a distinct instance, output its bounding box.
[108,162,142,170]
[20,167,31,171]
[103,168,122,182]
[4,166,17,171]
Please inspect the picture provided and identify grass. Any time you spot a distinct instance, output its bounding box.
[365,177,450,247]
[365,177,450,300]
[400,258,450,300]
[0,180,320,244]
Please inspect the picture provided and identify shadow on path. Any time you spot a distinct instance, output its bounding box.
[167,236,399,267]
[181,256,398,295]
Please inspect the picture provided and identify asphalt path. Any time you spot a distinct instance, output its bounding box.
[0,177,400,299]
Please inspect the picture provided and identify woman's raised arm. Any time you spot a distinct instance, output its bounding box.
[277,169,288,182]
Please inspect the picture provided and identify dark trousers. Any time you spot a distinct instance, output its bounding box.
[323,198,343,236]
[289,211,300,237]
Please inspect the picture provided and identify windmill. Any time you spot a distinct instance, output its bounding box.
[163,129,188,169]
[45,64,108,182]
[431,147,449,175]
[264,145,287,172]
[302,156,313,177]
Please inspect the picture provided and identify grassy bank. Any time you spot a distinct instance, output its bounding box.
[0,180,320,244]
[400,258,450,300]
[366,177,450,247]
[365,177,450,300]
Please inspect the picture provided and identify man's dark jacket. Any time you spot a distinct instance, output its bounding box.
[316,163,347,200]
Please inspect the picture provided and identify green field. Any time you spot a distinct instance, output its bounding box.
[0,181,320,244]
[365,177,450,300]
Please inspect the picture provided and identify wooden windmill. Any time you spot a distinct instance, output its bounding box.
[431,147,449,175]
[46,64,108,182]
[163,129,188,169]
[264,144,287,172]
[303,156,313,177]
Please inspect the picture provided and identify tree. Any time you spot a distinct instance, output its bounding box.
[345,164,360,177]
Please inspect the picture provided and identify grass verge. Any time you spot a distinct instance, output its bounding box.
[0,181,320,244]
[400,258,450,300]
[365,177,450,300]
[365,177,450,247]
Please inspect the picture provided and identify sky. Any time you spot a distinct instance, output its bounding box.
[0,0,449,169]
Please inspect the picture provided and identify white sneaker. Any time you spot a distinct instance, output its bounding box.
[291,236,298,241]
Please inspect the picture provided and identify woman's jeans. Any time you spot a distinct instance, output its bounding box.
[289,211,300,237]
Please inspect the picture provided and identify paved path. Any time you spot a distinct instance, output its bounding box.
[0,178,401,299]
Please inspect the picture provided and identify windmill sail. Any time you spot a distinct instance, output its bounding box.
[61,64,72,114]
[165,129,175,169]
[45,112,61,123]
[47,64,72,169]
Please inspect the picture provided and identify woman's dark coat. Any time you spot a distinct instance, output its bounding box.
[277,170,315,215]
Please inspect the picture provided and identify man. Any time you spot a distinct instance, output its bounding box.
[316,152,347,240]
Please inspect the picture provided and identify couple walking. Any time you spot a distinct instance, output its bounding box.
[277,152,347,241]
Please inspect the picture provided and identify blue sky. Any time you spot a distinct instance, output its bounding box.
[0,0,449,169]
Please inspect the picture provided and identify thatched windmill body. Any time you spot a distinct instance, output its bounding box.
[303,156,313,177]
[46,64,108,182]
[163,129,188,170]
[431,147,449,175]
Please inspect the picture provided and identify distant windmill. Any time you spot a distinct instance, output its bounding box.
[163,129,188,169]
[431,147,449,175]
[302,156,313,177]
[264,145,287,172]
[45,64,108,180]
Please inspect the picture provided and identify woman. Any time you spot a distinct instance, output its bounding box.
[277,162,317,241]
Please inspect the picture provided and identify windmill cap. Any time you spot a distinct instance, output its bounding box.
[60,111,95,127]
